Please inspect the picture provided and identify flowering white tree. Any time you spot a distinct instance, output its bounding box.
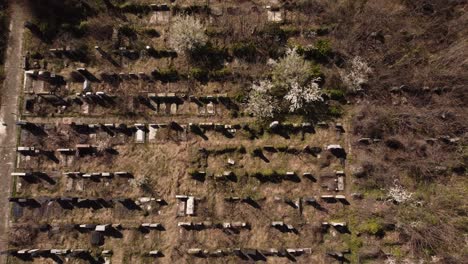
[340,56,372,92]
[388,182,413,204]
[271,48,324,112]
[169,15,208,53]
[284,77,323,112]
[272,48,311,87]
[246,80,277,119]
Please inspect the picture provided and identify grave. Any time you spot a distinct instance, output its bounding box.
[266,6,282,22]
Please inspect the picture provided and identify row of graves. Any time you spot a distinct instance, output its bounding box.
[22,69,238,117]
[15,119,346,170]
[145,2,285,25]
[8,115,355,263]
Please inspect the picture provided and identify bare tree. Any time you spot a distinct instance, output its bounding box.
[169,15,208,53]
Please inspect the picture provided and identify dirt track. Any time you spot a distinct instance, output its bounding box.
[0,0,27,260]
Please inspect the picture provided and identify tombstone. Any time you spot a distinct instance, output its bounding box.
[317,121,328,128]
[302,122,313,132]
[211,249,225,257]
[271,221,284,228]
[11,172,30,178]
[96,91,107,98]
[269,121,280,129]
[266,6,282,22]
[16,249,30,255]
[187,248,203,256]
[129,73,138,79]
[134,124,146,143]
[320,195,336,202]
[178,222,192,229]
[327,251,345,260]
[232,222,248,229]
[327,144,346,158]
[150,4,170,24]
[95,224,110,232]
[336,175,344,191]
[335,195,347,201]
[103,123,115,129]
[225,196,241,203]
[142,223,162,229]
[102,250,112,256]
[206,102,215,115]
[186,196,195,216]
[149,250,162,257]
[303,197,317,205]
[285,171,296,179]
[114,171,130,177]
[330,222,348,233]
[76,144,93,155]
[199,122,214,129]
[303,172,315,181]
[138,72,148,80]
[63,172,81,178]
[358,138,372,145]
[17,146,39,155]
[335,123,345,132]
[176,195,195,216]
[16,120,32,129]
[77,68,98,82]
[51,249,70,255]
[57,148,75,155]
[79,224,96,230]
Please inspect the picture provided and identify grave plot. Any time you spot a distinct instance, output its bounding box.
[23,69,243,118]
[11,120,351,263]
[8,1,355,263]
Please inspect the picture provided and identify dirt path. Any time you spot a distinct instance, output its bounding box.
[0,0,28,259]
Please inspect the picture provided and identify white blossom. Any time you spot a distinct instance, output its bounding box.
[169,15,208,53]
[388,182,413,204]
[273,48,311,87]
[340,56,372,92]
[284,78,323,112]
[246,80,277,119]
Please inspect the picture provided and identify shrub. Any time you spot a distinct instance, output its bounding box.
[326,89,346,101]
[231,42,257,62]
[282,26,301,37]
[119,3,149,14]
[142,28,160,38]
[189,67,208,82]
[189,43,227,70]
[328,105,343,117]
[358,218,385,236]
[152,68,179,82]
[209,67,231,81]
[315,39,332,57]
[119,25,137,38]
